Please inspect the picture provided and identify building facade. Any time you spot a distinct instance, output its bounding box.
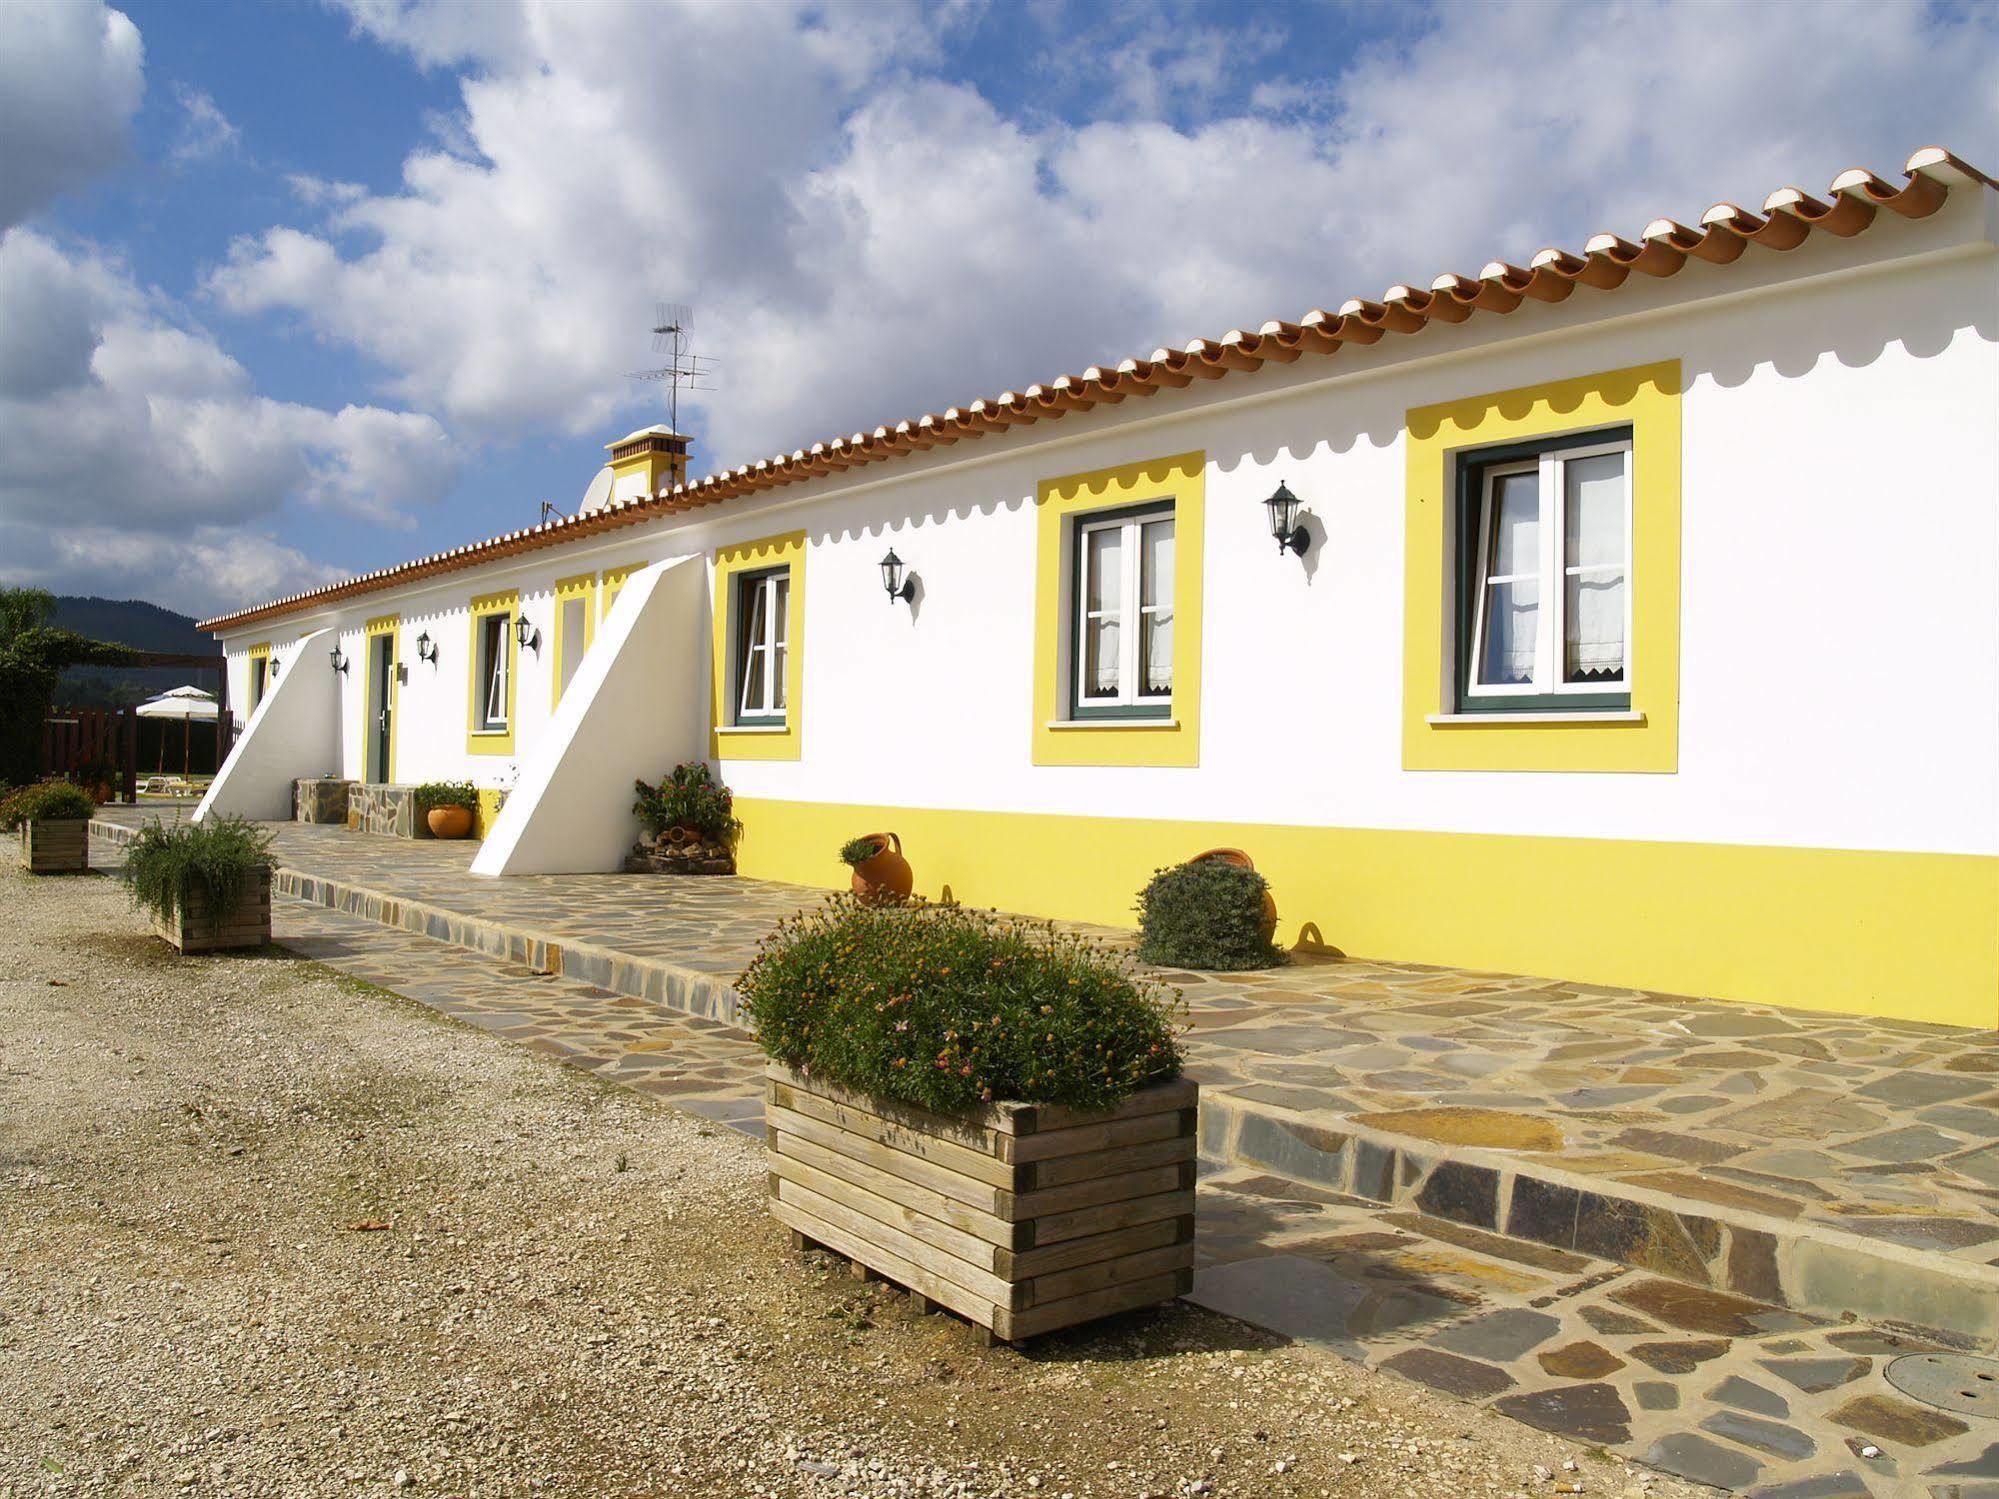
[199,150,1999,1029]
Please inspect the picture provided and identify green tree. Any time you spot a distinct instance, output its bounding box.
[0,588,136,786]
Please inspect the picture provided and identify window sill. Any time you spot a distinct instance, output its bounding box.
[1427,710,1644,726]
[1046,717,1180,730]
[468,727,511,738]
[718,723,789,735]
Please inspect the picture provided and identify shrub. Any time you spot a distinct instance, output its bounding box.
[412,779,478,814]
[1,780,96,829]
[123,816,273,934]
[741,896,1185,1115]
[839,835,884,866]
[633,761,740,844]
[1136,860,1284,971]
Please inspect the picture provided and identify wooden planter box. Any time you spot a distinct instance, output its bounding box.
[152,867,272,953]
[766,1062,1197,1343]
[21,818,88,873]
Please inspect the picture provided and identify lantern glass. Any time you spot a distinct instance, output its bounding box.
[1264,480,1300,541]
[880,549,904,598]
[417,631,434,662]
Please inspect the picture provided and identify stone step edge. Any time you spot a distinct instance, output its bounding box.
[89,820,743,1027]
[1200,1090,1999,1353]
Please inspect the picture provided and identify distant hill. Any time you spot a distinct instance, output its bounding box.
[52,596,222,709]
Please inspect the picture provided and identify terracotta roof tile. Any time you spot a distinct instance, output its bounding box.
[199,146,1994,633]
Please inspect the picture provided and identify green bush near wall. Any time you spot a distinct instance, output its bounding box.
[1136,860,1284,971]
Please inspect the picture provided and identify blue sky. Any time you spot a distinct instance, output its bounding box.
[1,0,1992,618]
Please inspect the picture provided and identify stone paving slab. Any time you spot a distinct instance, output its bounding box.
[1191,1168,1999,1497]
[82,817,1999,1494]
[89,812,1999,1346]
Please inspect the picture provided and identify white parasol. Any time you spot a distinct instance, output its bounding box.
[136,686,219,773]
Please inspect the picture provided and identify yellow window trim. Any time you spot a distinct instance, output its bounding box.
[551,571,597,710]
[710,531,804,762]
[1402,360,1681,773]
[601,559,646,619]
[362,615,399,783]
[1031,450,1204,768]
[466,588,519,756]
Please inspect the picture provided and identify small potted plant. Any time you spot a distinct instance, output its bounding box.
[1136,855,1286,970]
[630,762,741,874]
[414,780,478,839]
[7,781,97,873]
[744,897,1193,1345]
[840,832,912,903]
[76,758,119,805]
[123,815,274,952]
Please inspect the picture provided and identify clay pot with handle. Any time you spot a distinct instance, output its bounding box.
[848,832,914,903]
[1189,847,1278,945]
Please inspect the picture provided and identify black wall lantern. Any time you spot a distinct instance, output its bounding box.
[416,630,437,665]
[514,614,541,654]
[267,657,281,680]
[879,548,915,605]
[1264,480,1310,557]
[329,646,349,675]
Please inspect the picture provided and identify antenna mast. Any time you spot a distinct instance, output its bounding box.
[626,301,717,433]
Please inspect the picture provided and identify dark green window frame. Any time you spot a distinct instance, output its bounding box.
[1066,497,1176,722]
[1452,424,1633,715]
[731,564,789,727]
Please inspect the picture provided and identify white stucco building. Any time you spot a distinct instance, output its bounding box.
[199,148,1999,1030]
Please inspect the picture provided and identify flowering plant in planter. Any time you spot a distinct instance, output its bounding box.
[745,897,1196,1343]
[743,896,1184,1114]
[633,761,740,847]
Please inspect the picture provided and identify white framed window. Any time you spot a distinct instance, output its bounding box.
[734,567,789,725]
[1071,504,1174,718]
[476,611,510,731]
[1462,435,1631,708]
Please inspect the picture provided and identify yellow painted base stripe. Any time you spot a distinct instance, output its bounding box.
[733,797,1999,1031]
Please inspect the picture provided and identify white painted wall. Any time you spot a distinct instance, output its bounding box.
[472,556,708,875]
[197,628,341,822]
[209,196,1999,862]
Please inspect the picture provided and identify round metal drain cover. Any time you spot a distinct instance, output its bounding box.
[1886,1353,1999,1419]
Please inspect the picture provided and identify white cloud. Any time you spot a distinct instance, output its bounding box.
[169,84,241,166]
[0,228,458,611]
[0,0,144,231]
[207,0,1996,480]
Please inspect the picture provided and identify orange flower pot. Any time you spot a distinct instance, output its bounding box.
[1189,847,1278,945]
[427,804,474,839]
[848,832,913,902]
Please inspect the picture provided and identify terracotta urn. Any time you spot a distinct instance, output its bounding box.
[427,804,474,839]
[1189,847,1278,945]
[848,831,913,902]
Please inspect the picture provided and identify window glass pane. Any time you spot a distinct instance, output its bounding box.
[1565,571,1625,682]
[772,642,787,711]
[1140,519,1173,608]
[1083,616,1120,699]
[1477,577,1539,686]
[483,616,508,726]
[1564,453,1625,569]
[1487,470,1539,577]
[1141,612,1172,696]
[1085,526,1121,612]
[771,574,789,649]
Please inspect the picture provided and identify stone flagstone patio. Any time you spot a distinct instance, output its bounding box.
[85,810,1999,1496]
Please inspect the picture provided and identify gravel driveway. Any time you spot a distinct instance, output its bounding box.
[0,861,1697,1498]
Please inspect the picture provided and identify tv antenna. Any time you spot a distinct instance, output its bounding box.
[626,300,717,433]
